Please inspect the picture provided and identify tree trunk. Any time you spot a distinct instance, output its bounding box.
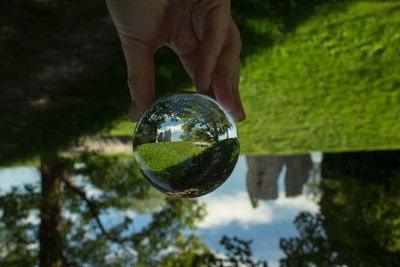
[211,120,219,142]
[39,155,65,267]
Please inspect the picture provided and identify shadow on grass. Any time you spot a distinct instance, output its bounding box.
[140,139,240,198]
[0,0,350,165]
[232,0,349,59]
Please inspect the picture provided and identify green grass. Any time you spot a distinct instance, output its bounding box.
[109,1,400,155]
[134,142,207,171]
[105,120,136,136]
[238,1,400,154]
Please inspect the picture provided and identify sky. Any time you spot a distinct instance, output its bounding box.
[196,155,320,266]
[0,153,321,266]
[159,119,184,142]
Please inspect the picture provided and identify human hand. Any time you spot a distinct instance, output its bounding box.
[105,0,245,122]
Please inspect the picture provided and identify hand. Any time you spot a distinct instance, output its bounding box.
[105,0,245,122]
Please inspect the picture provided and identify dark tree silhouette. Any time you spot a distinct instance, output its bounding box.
[280,151,400,266]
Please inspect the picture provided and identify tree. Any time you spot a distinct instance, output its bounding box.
[219,235,268,267]
[0,186,39,266]
[0,153,208,266]
[279,212,341,266]
[1,152,268,266]
[280,151,400,266]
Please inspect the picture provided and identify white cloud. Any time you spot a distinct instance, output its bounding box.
[19,210,40,226]
[163,124,183,132]
[84,187,103,198]
[274,192,319,213]
[198,191,319,229]
[198,192,273,229]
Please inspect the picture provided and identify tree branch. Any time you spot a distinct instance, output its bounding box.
[61,176,125,244]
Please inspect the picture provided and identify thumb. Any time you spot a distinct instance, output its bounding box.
[121,39,155,122]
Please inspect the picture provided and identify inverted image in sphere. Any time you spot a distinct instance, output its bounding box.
[133,93,240,198]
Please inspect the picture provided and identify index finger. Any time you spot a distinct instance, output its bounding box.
[121,38,155,122]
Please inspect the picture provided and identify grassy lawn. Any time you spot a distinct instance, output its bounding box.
[238,1,400,154]
[134,141,206,172]
[133,139,239,197]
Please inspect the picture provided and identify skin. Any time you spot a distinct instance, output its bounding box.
[105,0,245,122]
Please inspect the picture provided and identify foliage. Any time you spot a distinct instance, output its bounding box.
[280,151,400,266]
[0,153,207,266]
[0,186,39,266]
[320,151,400,265]
[0,153,265,266]
[71,152,165,213]
[65,154,211,266]
[177,95,233,142]
[220,235,268,267]
[279,212,340,266]
[158,234,268,267]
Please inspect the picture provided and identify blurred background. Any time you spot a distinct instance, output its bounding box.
[1,0,400,266]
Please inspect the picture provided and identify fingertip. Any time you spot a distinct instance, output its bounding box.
[229,106,245,122]
[213,81,236,113]
[231,91,246,122]
[194,68,211,92]
[233,109,246,122]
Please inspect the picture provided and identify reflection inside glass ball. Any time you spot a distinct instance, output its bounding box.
[133,93,240,198]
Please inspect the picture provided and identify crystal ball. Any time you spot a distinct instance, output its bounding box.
[133,93,240,198]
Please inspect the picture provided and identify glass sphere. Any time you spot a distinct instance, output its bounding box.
[133,93,240,198]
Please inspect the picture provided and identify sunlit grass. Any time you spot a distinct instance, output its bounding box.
[134,141,207,171]
[105,120,136,136]
[238,1,400,154]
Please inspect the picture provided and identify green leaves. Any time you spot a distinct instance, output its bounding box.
[0,186,39,266]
